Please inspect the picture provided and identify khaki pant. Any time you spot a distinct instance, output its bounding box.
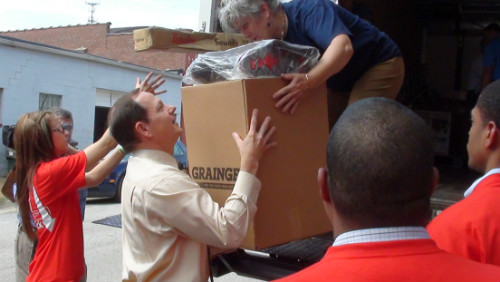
[327,56,405,129]
[14,224,87,282]
[15,224,36,282]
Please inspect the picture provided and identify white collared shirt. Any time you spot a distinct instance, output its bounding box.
[463,168,500,198]
[333,226,430,247]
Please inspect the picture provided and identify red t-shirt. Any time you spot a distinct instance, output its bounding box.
[427,173,500,266]
[27,151,87,282]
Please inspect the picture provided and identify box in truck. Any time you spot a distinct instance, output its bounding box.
[181,77,331,250]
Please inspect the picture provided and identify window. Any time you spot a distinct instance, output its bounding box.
[95,88,126,107]
[39,93,62,110]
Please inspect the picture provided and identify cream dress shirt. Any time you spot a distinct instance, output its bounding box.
[121,149,261,282]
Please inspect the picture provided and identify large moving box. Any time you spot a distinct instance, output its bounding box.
[181,78,331,250]
[133,27,250,52]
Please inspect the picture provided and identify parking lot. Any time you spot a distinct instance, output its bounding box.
[0,196,263,282]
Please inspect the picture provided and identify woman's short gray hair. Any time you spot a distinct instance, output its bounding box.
[218,0,281,33]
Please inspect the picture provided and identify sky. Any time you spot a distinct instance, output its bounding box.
[0,0,201,32]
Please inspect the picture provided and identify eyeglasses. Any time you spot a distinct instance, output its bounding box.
[61,123,73,132]
[52,123,72,134]
[52,124,66,134]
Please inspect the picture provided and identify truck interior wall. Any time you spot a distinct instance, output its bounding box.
[352,0,490,100]
[426,34,458,99]
[350,0,486,167]
[349,0,425,106]
[353,1,420,65]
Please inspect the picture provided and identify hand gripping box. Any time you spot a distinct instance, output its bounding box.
[181,78,331,250]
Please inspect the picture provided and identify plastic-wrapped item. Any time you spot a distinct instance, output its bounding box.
[183,39,320,85]
[182,46,242,85]
[235,39,320,78]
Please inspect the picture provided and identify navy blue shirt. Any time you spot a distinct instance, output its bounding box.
[283,0,401,92]
[483,37,500,82]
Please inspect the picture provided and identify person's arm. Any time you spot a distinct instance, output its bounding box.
[84,148,125,188]
[66,144,79,156]
[481,66,494,90]
[232,109,277,175]
[83,129,116,169]
[82,129,125,187]
[272,34,353,114]
[481,41,496,91]
[136,72,167,95]
[1,168,16,202]
[142,109,276,248]
[65,144,100,172]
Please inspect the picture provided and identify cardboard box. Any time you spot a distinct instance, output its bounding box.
[133,27,251,52]
[181,78,331,250]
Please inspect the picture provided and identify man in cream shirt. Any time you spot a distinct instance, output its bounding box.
[108,88,276,282]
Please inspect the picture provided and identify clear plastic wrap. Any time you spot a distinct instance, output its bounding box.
[183,39,320,85]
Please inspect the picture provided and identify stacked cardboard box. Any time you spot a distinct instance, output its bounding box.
[133,27,250,52]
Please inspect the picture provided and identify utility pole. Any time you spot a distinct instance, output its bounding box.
[86,1,100,24]
[198,0,218,32]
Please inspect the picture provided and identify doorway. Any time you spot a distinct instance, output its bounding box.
[94,106,110,142]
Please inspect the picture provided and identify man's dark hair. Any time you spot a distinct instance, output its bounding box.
[326,97,435,227]
[476,80,500,128]
[485,23,500,33]
[108,89,147,152]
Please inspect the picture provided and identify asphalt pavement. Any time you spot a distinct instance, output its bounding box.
[0,197,264,282]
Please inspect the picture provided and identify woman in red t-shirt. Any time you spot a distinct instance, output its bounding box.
[13,110,126,282]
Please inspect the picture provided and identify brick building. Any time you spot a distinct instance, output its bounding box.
[0,23,197,73]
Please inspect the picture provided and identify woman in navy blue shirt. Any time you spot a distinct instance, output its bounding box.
[219,0,405,128]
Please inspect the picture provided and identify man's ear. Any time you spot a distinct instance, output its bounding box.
[318,167,331,203]
[485,121,499,149]
[135,121,151,138]
[319,167,336,224]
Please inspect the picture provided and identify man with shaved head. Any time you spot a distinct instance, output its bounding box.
[274,97,500,282]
